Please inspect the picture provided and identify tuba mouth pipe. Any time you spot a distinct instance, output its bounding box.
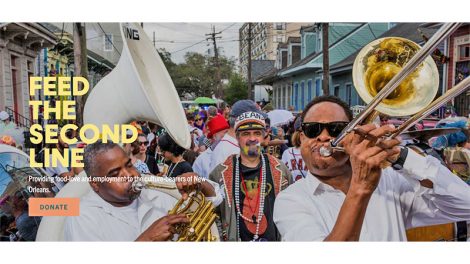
[131,179,145,192]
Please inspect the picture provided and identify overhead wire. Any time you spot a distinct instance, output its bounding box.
[169,39,208,54]
[97,23,121,56]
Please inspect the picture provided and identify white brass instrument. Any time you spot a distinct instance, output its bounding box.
[36,23,191,241]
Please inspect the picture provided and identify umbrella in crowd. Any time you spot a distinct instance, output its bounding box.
[267,109,295,127]
[194,97,216,105]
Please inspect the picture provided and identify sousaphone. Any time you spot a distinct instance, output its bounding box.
[36,23,217,241]
[83,23,190,148]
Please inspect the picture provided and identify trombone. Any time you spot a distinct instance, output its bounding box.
[319,23,466,157]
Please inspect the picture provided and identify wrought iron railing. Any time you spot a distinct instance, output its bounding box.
[4,106,32,129]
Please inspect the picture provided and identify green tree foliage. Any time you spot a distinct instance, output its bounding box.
[157,48,176,72]
[158,50,236,98]
[173,53,212,96]
[224,73,248,105]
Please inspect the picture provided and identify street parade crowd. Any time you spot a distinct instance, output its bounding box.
[1,97,470,241]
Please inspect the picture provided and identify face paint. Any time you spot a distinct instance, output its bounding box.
[242,140,261,157]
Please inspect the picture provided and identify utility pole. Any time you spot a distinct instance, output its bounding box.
[247,23,253,100]
[322,23,330,95]
[73,22,88,126]
[206,25,222,98]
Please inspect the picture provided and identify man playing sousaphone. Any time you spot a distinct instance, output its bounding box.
[273,96,470,241]
[64,142,223,241]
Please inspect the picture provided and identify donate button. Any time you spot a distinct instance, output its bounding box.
[29,198,80,216]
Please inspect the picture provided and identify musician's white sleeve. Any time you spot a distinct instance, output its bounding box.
[64,211,104,241]
[192,158,204,178]
[203,178,224,207]
[394,149,470,229]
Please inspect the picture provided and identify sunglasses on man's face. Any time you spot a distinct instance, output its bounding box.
[301,122,349,138]
[139,141,149,146]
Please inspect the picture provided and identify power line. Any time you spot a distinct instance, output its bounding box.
[220,23,237,33]
[154,40,198,43]
[150,24,241,56]
[161,24,307,58]
[153,23,206,38]
[219,38,241,43]
[207,25,311,46]
[97,23,121,56]
[169,39,207,54]
[86,35,104,41]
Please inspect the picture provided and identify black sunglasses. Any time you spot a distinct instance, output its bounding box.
[301,122,348,138]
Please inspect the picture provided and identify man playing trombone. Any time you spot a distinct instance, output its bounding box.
[273,95,470,241]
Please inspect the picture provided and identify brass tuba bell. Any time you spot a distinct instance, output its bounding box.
[353,37,440,117]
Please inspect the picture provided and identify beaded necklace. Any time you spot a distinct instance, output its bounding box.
[167,157,183,177]
[234,154,267,241]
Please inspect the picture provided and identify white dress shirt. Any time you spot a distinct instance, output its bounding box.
[64,182,224,241]
[64,189,177,241]
[193,148,213,178]
[273,150,470,241]
[210,133,239,172]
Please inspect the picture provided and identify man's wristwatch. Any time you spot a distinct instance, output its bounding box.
[391,147,408,170]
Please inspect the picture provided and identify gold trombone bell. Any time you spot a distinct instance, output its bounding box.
[353,37,440,117]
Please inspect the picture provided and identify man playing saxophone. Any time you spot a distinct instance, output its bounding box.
[64,142,223,241]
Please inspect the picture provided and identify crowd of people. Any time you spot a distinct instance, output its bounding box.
[1,96,470,241]
[112,102,304,185]
[66,97,470,241]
